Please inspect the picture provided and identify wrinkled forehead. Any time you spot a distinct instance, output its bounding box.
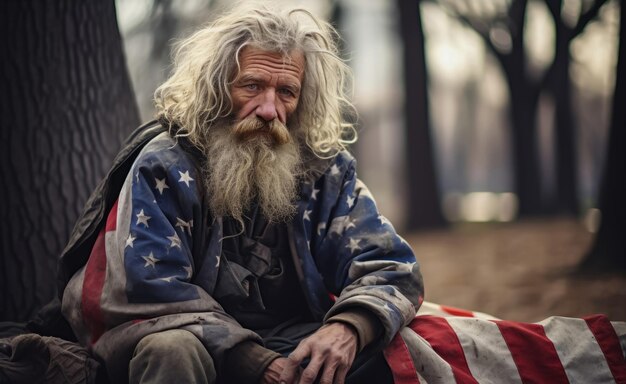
[236,46,305,80]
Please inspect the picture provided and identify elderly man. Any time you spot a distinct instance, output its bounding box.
[59,4,424,384]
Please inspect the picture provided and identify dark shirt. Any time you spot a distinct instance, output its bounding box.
[221,204,311,331]
[221,205,382,383]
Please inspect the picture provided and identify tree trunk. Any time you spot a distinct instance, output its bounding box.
[546,0,580,216]
[0,0,140,321]
[506,70,544,217]
[398,0,446,229]
[551,46,579,216]
[580,0,625,272]
[500,3,544,217]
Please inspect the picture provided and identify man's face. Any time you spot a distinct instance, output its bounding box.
[230,46,305,126]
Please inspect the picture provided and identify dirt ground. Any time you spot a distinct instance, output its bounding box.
[402,217,626,323]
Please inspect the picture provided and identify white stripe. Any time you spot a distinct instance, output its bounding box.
[416,302,452,317]
[399,327,456,384]
[541,316,615,384]
[447,317,523,384]
[415,301,500,320]
[60,265,89,344]
[471,310,500,320]
[100,167,134,321]
[611,321,626,359]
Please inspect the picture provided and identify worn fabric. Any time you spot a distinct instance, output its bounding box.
[220,210,310,330]
[385,303,626,384]
[0,333,101,384]
[129,329,216,384]
[60,126,424,383]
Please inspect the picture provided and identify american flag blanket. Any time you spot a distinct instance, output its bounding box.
[59,127,423,382]
[55,123,625,383]
[384,302,626,383]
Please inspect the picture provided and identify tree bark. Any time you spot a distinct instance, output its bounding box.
[550,28,579,216]
[505,58,544,217]
[580,0,625,272]
[398,0,446,229]
[0,0,140,321]
[543,0,584,217]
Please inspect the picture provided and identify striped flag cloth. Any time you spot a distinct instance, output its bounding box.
[384,301,626,383]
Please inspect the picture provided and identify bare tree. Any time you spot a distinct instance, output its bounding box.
[398,0,447,229]
[544,0,610,215]
[436,0,609,217]
[580,0,625,272]
[0,0,139,321]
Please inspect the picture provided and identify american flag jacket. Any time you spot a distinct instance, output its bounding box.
[58,121,425,382]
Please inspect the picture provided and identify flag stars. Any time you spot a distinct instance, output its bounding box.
[183,265,193,279]
[136,209,151,227]
[167,233,181,249]
[303,209,312,222]
[142,252,159,268]
[125,233,136,248]
[317,222,326,235]
[311,188,320,200]
[345,217,357,230]
[378,214,392,227]
[346,238,361,254]
[330,164,341,176]
[346,195,355,209]
[159,276,175,283]
[155,177,169,194]
[178,170,194,187]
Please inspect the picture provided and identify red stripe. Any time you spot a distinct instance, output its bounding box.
[585,315,626,383]
[496,320,569,384]
[383,332,420,384]
[440,305,475,318]
[81,199,118,345]
[410,316,478,383]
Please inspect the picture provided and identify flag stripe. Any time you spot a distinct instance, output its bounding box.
[612,322,626,360]
[542,316,614,383]
[440,305,475,318]
[411,316,478,383]
[81,228,107,345]
[496,320,568,384]
[399,326,456,383]
[448,317,523,384]
[81,200,118,345]
[586,315,626,383]
[384,332,421,384]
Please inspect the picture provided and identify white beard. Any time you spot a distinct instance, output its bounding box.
[202,117,302,224]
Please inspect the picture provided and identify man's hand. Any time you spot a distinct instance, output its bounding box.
[278,322,358,384]
[262,357,299,384]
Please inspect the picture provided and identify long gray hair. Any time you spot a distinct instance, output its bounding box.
[154,3,357,158]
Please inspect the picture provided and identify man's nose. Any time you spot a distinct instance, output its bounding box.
[255,89,278,122]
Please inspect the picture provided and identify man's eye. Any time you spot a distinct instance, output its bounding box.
[245,84,259,90]
[278,88,295,97]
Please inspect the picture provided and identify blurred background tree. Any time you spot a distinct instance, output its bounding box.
[581,0,625,272]
[0,0,138,321]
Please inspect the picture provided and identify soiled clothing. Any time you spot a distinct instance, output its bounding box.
[220,208,310,330]
[0,333,101,384]
[129,329,216,384]
[58,123,424,383]
[219,208,385,381]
